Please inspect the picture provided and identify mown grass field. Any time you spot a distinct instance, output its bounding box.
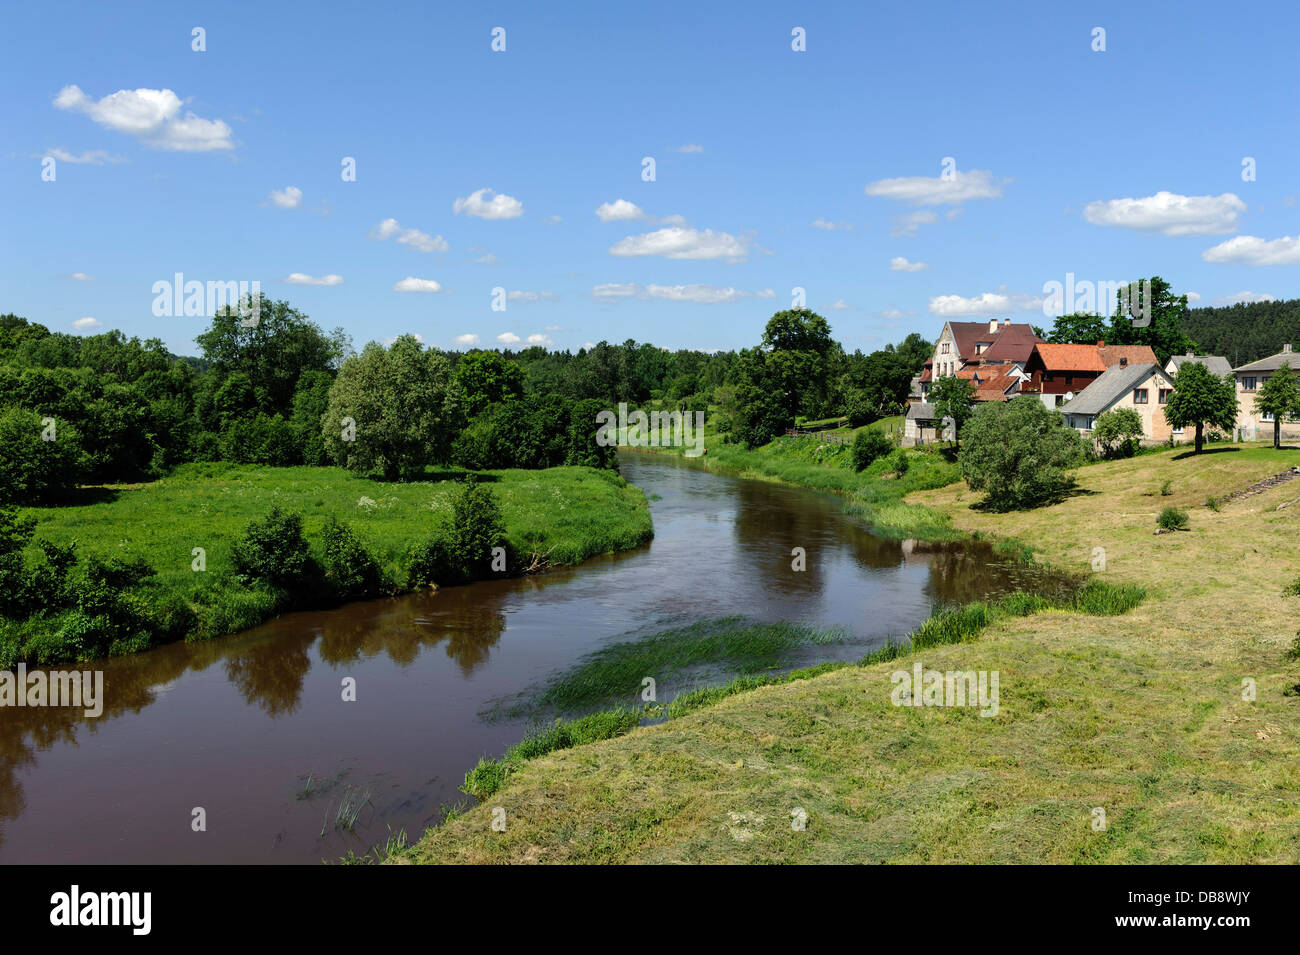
[401,442,1300,864]
[2,462,653,666]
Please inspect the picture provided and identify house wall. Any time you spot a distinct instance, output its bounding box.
[928,324,960,379]
[1234,369,1300,442]
[1111,370,1178,442]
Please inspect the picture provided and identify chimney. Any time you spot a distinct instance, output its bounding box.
[989,319,998,334]
[1186,351,1194,358]
[1119,356,1128,368]
[1002,318,1010,327]
[1096,340,1104,347]
[1284,344,1293,354]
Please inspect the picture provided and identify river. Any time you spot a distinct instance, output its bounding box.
[0,452,1067,863]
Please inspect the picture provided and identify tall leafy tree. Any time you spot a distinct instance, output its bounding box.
[1104,276,1199,365]
[1163,361,1238,453]
[322,336,464,480]
[1045,312,1109,344]
[1253,361,1300,448]
[959,397,1088,510]
[454,351,525,417]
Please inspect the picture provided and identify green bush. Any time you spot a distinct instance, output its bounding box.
[320,517,383,599]
[851,428,892,471]
[1157,506,1189,531]
[451,479,507,578]
[891,449,910,477]
[959,397,1087,510]
[0,405,83,504]
[404,534,459,588]
[1093,407,1144,459]
[230,505,312,587]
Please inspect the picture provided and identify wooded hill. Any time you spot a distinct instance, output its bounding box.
[1182,298,1300,366]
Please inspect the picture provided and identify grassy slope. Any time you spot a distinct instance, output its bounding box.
[404,444,1300,863]
[4,462,652,664]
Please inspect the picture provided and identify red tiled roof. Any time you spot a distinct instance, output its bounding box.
[1097,344,1158,367]
[1030,343,1107,373]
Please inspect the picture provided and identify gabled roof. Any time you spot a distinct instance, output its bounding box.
[906,402,935,420]
[1234,346,1298,374]
[980,324,1043,363]
[1060,363,1163,416]
[945,320,1040,358]
[1029,343,1107,373]
[1098,344,1159,368]
[1166,353,1232,377]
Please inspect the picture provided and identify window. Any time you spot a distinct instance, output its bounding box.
[1242,377,1257,391]
[1055,395,1065,407]
[1159,389,1172,404]
[1262,410,1274,422]
[1133,389,1148,404]
[1065,375,1073,387]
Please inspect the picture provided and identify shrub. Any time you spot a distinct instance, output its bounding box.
[230,505,312,588]
[851,428,892,471]
[320,517,383,599]
[451,479,507,578]
[1157,506,1189,531]
[404,534,458,588]
[0,405,83,503]
[959,398,1088,511]
[1205,496,1221,512]
[1160,479,1173,496]
[891,449,910,477]
[1093,407,1144,459]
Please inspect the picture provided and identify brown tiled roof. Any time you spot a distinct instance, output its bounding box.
[980,324,1043,362]
[946,320,1041,360]
[1098,344,1158,367]
[1030,343,1107,373]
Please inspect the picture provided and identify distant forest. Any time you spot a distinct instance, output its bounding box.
[1182,298,1300,365]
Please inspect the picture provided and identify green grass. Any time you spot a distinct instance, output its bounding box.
[525,617,848,713]
[2,461,653,666]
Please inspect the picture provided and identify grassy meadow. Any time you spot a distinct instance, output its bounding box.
[1,461,653,667]
[398,442,1300,864]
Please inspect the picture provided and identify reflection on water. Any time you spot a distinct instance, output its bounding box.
[0,451,1070,863]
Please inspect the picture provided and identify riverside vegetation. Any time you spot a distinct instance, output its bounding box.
[391,441,1300,864]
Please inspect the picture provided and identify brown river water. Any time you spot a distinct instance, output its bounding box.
[0,452,1069,864]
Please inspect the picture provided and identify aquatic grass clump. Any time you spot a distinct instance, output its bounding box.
[1070,579,1145,616]
[463,706,644,798]
[530,617,847,713]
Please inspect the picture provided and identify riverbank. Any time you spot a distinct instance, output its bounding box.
[0,462,653,668]
[401,442,1300,863]
[627,427,964,541]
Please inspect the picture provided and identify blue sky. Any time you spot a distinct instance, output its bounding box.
[3,0,1298,358]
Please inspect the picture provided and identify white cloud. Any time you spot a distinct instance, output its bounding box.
[1185,292,1202,304]
[609,226,750,262]
[73,317,101,330]
[1083,191,1244,236]
[527,333,554,346]
[595,199,646,222]
[825,300,850,311]
[393,277,444,292]
[677,144,704,153]
[284,273,344,286]
[811,218,853,231]
[69,272,93,281]
[1201,234,1300,266]
[269,186,303,209]
[472,252,499,265]
[1213,290,1277,306]
[507,290,558,303]
[929,287,1041,317]
[890,210,938,236]
[544,325,563,332]
[452,333,481,347]
[369,218,448,253]
[865,169,1004,205]
[593,283,774,304]
[54,84,234,151]
[47,147,125,165]
[879,307,914,321]
[544,215,563,225]
[497,332,521,344]
[890,256,928,272]
[453,188,524,220]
